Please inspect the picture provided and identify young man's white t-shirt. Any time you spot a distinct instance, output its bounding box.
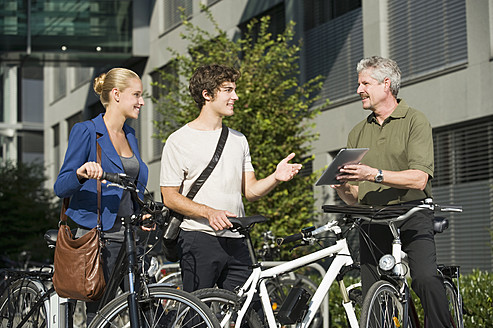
[160,124,254,238]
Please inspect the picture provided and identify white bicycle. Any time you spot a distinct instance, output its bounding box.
[194,201,462,328]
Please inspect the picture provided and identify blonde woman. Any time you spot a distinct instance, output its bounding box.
[54,68,148,325]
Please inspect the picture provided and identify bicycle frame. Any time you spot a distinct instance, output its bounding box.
[232,222,359,328]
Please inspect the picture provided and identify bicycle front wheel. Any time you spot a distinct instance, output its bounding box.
[193,288,264,328]
[88,285,220,328]
[359,281,413,328]
[0,279,48,328]
[444,279,463,328]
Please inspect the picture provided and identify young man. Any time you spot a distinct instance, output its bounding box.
[332,56,450,327]
[160,64,302,293]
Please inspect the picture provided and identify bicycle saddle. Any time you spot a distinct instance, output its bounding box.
[44,228,78,247]
[433,217,449,233]
[229,215,268,229]
[44,229,59,247]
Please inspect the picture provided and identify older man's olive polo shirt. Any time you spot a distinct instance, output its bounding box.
[347,99,434,205]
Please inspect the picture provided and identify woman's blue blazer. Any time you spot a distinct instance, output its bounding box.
[54,113,148,231]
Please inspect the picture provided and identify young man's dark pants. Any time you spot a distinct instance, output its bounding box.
[178,230,253,292]
[359,209,451,328]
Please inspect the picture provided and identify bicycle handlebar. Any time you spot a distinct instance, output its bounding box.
[101,171,123,185]
[277,233,303,246]
[278,202,463,246]
[100,171,170,226]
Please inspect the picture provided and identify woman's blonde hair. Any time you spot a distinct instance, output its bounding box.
[93,68,140,107]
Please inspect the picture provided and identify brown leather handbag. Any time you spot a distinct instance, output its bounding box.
[53,134,106,301]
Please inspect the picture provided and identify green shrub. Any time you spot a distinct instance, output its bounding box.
[460,269,493,326]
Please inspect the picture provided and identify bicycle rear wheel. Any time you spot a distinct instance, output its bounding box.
[444,279,463,328]
[0,279,48,328]
[88,285,220,328]
[359,280,414,328]
[193,288,264,328]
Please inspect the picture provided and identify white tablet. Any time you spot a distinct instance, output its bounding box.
[315,148,369,186]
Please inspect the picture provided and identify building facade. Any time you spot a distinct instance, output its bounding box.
[2,0,490,272]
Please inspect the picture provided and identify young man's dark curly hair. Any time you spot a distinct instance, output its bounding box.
[189,64,241,109]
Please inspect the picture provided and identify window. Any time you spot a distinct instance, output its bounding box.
[304,1,363,105]
[239,3,286,45]
[150,63,178,160]
[164,0,193,33]
[66,112,82,138]
[53,124,60,175]
[206,0,221,7]
[433,116,493,187]
[73,66,92,90]
[53,65,67,102]
[304,0,362,31]
[432,116,493,272]
[18,131,43,164]
[21,66,43,123]
[388,0,467,81]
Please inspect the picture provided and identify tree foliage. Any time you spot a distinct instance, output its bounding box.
[0,161,58,265]
[152,6,325,259]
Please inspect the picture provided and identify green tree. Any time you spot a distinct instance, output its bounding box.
[0,161,58,265]
[153,7,325,259]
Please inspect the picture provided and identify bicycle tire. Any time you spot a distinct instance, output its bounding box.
[265,274,322,328]
[359,280,415,328]
[444,279,463,328]
[193,288,264,328]
[0,279,48,328]
[88,285,220,328]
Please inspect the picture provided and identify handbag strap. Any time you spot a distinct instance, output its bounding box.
[185,124,229,200]
[96,136,102,230]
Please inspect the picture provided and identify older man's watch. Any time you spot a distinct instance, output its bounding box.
[375,169,384,183]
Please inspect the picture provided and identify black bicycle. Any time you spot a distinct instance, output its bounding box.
[0,172,220,328]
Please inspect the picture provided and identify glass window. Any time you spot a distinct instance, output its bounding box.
[164,0,193,33]
[66,111,82,138]
[150,63,178,160]
[433,115,493,186]
[239,3,286,43]
[53,65,67,102]
[21,66,43,123]
[304,2,363,105]
[0,0,133,60]
[388,0,467,81]
[19,131,43,164]
[53,123,60,175]
[304,0,361,31]
[206,0,221,7]
[73,66,92,90]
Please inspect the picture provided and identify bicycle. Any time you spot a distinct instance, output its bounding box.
[0,172,220,328]
[194,201,462,328]
[193,214,362,328]
[322,200,463,328]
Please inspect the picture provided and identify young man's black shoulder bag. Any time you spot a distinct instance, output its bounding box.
[162,124,229,262]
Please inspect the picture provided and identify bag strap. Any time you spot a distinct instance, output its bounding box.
[59,197,70,223]
[185,124,229,200]
[96,135,102,230]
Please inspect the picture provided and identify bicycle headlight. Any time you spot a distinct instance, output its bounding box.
[379,254,396,271]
